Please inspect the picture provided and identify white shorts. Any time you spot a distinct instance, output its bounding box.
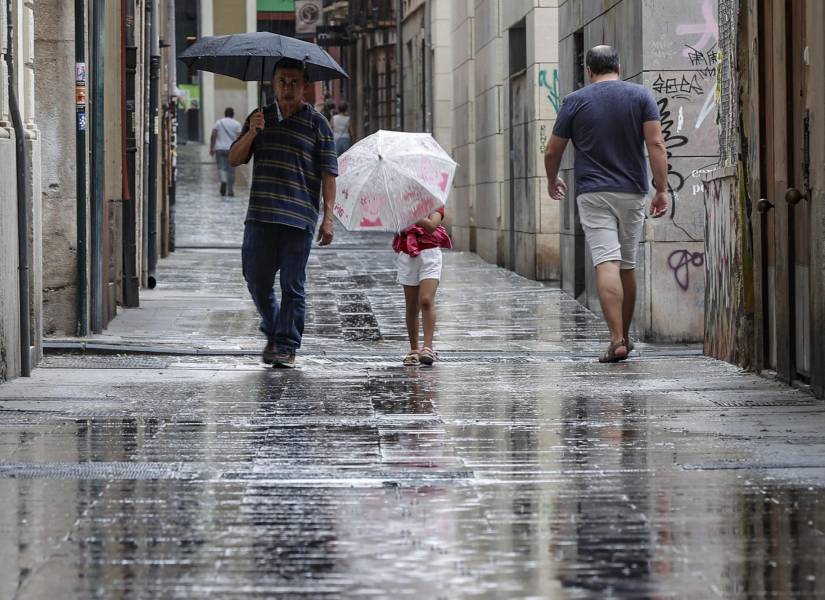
[396,248,443,286]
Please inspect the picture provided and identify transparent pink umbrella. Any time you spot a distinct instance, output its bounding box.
[333,130,458,232]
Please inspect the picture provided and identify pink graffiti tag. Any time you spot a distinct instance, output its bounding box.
[676,0,718,57]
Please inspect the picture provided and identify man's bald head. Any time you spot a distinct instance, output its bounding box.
[586,45,620,75]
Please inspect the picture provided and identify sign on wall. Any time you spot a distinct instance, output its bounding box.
[295,0,323,36]
[316,26,354,47]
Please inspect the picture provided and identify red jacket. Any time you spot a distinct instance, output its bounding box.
[393,225,453,257]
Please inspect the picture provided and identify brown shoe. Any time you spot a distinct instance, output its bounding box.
[271,351,296,368]
[262,342,276,365]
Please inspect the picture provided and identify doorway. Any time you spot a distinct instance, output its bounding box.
[757,0,811,382]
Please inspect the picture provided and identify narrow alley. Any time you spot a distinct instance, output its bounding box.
[1,147,824,598]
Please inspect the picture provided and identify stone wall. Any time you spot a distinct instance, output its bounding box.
[449,0,476,252]
[449,0,561,281]
[429,0,452,151]
[0,132,20,381]
[35,0,79,336]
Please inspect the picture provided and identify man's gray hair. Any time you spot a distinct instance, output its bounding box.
[586,45,620,75]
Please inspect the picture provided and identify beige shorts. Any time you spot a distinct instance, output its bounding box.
[577,191,646,269]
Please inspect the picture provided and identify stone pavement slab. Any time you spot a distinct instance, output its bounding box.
[1,145,824,599]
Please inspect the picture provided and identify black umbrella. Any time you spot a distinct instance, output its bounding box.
[179,31,348,106]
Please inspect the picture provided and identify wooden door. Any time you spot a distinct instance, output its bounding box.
[786,0,811,378]
[759,0,811,381]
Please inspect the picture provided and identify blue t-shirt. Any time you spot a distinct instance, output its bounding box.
[552,80,660,195]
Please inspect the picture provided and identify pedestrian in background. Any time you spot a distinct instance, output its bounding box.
[229,58,338,369]
[393,207,452,367]
[321,93,336,123]
[543,45,669,362]
[210,107,243,196]
[332,101,352,155]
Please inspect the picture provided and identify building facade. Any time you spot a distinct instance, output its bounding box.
[344,0,399,140]
[450,1,562,282]
[704,0,825,397]
[2,0,180,382]
[195,0,259,141]
[399,0,450,147]
[1,0,41,380]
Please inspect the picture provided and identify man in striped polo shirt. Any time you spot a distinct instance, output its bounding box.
[229,58,338,368]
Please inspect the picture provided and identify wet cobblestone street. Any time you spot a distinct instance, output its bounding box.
[1,146,825,598]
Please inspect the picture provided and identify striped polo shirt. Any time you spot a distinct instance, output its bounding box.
[234,102,338,232]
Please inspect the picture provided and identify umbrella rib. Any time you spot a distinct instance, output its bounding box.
[343,161,372,231]
[380,161,403,233]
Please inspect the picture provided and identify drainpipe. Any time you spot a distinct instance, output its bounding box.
[5,0,31,376]
[165,0,177,253]
[396,0,404,130]
[147,0,160,289]
[122,0,139,307]
[75,0,89,335]
[425,0,433,134]
[142,0,150,287]
[90,0,105,332]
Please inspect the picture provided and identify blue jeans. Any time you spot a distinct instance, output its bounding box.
[335,135,352,156]
[215,150,235,191]
[242,222,313,353]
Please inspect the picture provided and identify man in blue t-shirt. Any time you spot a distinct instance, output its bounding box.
[229,58,338,368]
[544,45,669,363]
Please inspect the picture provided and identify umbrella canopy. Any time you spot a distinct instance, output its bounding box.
[178,32,348,83]
[333,130,458,233]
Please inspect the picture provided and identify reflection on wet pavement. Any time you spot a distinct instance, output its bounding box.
[1,145,824,598]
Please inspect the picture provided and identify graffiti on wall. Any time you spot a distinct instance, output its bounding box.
[539,124,548,154]
[701,0,754,366]
[686,44,718,78]
[652,73,705,98]
[650,0,721,228]
[668,249,705,291]
[538,68,560,114]
[676,0,719,57]
[703,177,738,362]
[657,97,689,217]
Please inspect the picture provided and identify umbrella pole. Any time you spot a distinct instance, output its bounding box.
[259,59,265,109]
[257,60,265,133]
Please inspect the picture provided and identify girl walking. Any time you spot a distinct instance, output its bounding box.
[393,208,452,366]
